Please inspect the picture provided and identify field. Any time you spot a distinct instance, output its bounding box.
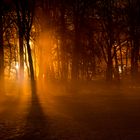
[0,80,140,140]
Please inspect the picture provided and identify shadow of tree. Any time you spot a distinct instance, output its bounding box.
[16,81,52,140]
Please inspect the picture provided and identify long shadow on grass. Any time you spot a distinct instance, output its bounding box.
[17,81,51,140]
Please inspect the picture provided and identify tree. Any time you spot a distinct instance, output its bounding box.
[24,0,36,86]
[14,0,26,81]
[13,0,36,86]
[127,0,140,81]
[0,1,5,81]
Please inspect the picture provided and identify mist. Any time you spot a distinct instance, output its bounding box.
[0,77,140,139]
[0,0,140,139]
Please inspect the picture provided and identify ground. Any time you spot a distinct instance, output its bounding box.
[0,80,140,140]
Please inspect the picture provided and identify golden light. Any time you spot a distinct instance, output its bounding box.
[15,63,19,70]
[118,65,122,73]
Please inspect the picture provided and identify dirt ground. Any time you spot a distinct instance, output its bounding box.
[0,80,140,140]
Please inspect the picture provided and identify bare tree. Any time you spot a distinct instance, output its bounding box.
[127,0,140,81]
[14,0,26,81]
[0,1,5,81]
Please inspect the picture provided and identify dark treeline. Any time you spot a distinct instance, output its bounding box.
[0,0,140,84]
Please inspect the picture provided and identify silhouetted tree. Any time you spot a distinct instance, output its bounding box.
[0,1,5,81]
[127,0,140,81]
[14,0,26,81]
[24,0,36,85]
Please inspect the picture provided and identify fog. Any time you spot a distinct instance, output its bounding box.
[1,0,140,139]
[0,79,140,139]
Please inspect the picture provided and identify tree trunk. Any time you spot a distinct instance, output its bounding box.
[14,0,25,81]
[19,33,24,81]
[27,37,35,82]
[60,1,68,81]
[106,45,113,81]
[114,46,120,81]
[0,12,4,81]
[131,37,139,80]
[104,0,114,82]
[71,30,80,81]
[106,28,113,81]
[26,36,35,92]
[88,31,96,76]
[120,45,123,73]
